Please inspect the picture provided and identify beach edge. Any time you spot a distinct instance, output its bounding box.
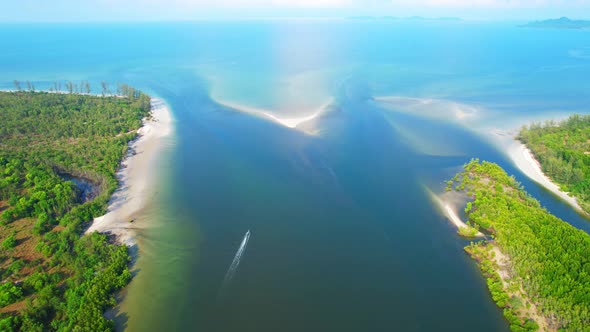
[85,97,174,246]
[505,138,584,213]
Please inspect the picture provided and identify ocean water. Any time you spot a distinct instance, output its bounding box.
[1,20,590,331]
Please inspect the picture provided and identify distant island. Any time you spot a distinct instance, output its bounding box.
[522,17,590,29]
[449,160,590,331]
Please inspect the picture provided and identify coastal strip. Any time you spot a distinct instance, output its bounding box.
[375,94,584,215]
[86,98,173,246]
[0,90,157,329]
[489,129,584,213]
[508,142,582,211]
[450,160,590,331]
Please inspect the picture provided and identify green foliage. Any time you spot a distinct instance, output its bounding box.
[0,316,19,331]
[457,225,479,237]
[451,160,590,331]
[60,234,132,331]
[3,260,25,279]
[519,115,590,213]
[0,90,150,331]
[1,232,17,250]
[0,283,23,307]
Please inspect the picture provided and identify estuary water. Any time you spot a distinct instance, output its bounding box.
[1,20,590,331]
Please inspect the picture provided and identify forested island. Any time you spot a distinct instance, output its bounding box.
[521,17,590,29]
[0,87,151,330]
[518,115,590,214]
[448,160,590,331]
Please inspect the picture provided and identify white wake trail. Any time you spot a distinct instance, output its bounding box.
[223,230,251,285]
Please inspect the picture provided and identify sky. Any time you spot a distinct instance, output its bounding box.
[1,0,589,22]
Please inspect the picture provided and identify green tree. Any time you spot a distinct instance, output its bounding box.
[2,231,17,250]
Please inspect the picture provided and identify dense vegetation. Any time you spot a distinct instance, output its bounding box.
[518,115,590,213]
[0,88,151,331]
[449,160,590,332]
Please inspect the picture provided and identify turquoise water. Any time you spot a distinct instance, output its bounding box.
[1,20,590,331]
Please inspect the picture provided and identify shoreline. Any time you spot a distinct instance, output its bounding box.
[489,129,584,213]
[468,242,550,331]
[85,98,173,246]
[375,94,585,214]
[425,187,484,237]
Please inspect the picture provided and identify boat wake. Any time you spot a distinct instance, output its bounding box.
[224,230,250,283]
[218,230,251,300]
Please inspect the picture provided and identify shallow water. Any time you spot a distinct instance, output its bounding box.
[1,20,589,331]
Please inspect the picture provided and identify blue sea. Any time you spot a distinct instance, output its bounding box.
[1,20,589,331]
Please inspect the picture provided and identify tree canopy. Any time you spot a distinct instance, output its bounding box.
[449,160,590,331]
[519,115,590,213]
[0,90,150,331]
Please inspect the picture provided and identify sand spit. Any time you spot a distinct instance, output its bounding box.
[426,187,484,237]
[85,98,173,246]
[214,98,332,134]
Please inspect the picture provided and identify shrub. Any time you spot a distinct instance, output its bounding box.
[2,232,17,250]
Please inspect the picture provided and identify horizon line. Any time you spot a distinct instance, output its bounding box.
[0,16,561,24]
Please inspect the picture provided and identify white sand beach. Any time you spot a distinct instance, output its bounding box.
[86,98,173,246]
[487,128,583,212]
[507,139,582,212]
